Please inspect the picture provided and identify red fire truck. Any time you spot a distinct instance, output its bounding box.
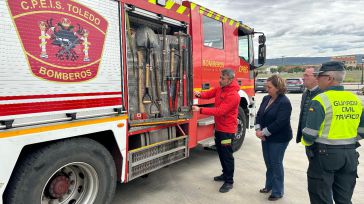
[0,0,265,203]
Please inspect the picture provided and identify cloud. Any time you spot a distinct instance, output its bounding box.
[192,0,364,58]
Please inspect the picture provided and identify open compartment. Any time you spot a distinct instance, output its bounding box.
[125,8,193,126]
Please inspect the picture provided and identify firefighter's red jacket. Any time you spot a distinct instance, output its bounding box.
[200,80,240,134]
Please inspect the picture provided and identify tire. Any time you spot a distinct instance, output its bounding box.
[232,107,247,152]
[4,138,117,204]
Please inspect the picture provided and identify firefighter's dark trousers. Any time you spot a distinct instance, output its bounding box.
[215,131,234,184]
[307,144,359,204]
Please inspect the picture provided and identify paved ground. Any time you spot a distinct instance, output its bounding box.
[112,91,364,204]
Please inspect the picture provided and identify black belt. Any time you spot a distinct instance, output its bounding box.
[313,143,356,149]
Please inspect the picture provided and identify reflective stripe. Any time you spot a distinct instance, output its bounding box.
[320,93,332,139]
[358,127,364,133]
[190,3,197,10]
[316,138,357,145]
[215,14,221,21]
[235,22,240,28]
[207,10,214,17]
[255,124,261,130]
[199,6,205,14]
[301,137,313,146]
[222,17,228,23]
[221,139,232,144]
[176,5,187,14]
[302,127,319,137]
[165,0,175,9]
[229,19,235,25]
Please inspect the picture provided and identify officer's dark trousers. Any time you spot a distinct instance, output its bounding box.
[307,146,359,204]
[215,131,234,184]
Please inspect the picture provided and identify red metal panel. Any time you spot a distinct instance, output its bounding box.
[0,92,122,100]
[0,98,122,116]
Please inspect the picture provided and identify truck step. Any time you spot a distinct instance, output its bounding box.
[197,116,215,126]
[128,136,189,181]
[198,137,215,147]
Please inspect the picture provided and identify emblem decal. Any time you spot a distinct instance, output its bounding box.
[7,0,108,82]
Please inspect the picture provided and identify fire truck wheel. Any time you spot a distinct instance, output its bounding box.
[4,138,116,204]
[233,107,247,152]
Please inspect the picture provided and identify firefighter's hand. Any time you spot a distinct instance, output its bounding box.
[192,106,200,112]
[194,91,201,98]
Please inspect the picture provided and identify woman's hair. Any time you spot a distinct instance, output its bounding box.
[267,75,287,95]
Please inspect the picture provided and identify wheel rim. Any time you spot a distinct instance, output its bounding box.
[235,116,244,141]
[41,162,99,204]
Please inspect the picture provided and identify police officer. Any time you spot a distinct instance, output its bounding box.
[302,61,363,204]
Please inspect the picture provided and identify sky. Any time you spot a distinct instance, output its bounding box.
[191,0,364,59]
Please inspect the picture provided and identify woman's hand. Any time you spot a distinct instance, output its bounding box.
[255,130,266,141]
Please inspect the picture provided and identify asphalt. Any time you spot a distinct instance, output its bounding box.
[112,91,364,204]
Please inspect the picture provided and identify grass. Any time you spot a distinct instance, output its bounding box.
[257,70,363,83]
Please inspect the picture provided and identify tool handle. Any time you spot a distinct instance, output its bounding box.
[137,50,145,113]
[145,63,150,88]
[170,48,175,77]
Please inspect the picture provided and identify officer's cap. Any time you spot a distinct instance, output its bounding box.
[314,61,345,75]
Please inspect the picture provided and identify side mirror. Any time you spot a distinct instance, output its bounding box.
[258,44,266,65]
[259,35,266,44]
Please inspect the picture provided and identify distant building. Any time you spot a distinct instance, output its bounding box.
[331,55,357,67]
[268,65,278,73]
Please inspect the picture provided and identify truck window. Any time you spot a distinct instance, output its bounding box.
[203,15,224,49]
[238,35,249,62]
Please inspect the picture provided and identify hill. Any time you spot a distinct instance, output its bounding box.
[264,55,364,66]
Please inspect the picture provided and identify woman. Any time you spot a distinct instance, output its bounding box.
[255,75,292,201]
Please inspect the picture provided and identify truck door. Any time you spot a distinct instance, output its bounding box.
[238,31,255,96]
[200,15,225,94]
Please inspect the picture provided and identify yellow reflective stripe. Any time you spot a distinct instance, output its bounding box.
[222,17,228,23]
[193,87,213,92]
[148,0,157,4]
[301,137,313,146]
[229,19,235,25]
[0,115,128,138]
[215,14,221,21]
[235,22,240,28]
[221,139,232,144]
[240,85,254,89]
[199,6,205,14]
[190,3,197,10]
[39,35,49,39]
[207,10,214,17]
[165,0,175,9]
[176,5,187,14]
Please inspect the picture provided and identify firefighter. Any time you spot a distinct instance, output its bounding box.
[302,61,363,204]
[192,68,240,193]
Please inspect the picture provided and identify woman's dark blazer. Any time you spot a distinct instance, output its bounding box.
[255,94,293,143]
